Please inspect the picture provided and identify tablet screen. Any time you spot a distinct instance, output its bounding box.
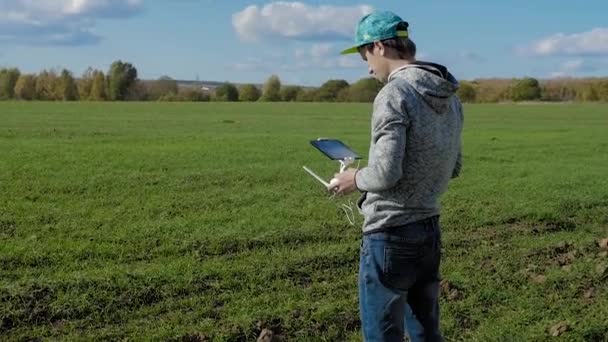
[310,139,361,160]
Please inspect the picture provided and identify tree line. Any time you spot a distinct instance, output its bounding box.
[1,61,607,103]
[0,61,208,102]
[0,62,383,103]
[457,77,608,103]
[216,76,384,102]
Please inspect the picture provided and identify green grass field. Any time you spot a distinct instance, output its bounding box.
[1,102,607,341]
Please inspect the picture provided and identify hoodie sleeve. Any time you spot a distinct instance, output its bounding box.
[355,88,409,192]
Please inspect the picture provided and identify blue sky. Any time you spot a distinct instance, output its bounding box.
[1,0,608,86]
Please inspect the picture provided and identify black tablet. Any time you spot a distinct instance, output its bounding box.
[310,138,361,160]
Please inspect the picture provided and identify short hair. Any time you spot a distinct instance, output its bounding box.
[358,22,417,59]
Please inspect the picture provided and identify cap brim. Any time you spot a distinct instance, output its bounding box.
[340,46,359,55]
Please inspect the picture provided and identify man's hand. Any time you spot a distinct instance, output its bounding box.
[328,168,359,195]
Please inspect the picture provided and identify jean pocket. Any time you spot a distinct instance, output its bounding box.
[382,245,423,290]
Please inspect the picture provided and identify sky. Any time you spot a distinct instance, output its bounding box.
[1,0,608,86]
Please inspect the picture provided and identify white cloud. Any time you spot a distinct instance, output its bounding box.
[0,0,144,45]
[525,28,608,56]
[232,2,373,42]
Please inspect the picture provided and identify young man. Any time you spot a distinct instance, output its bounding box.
[331,11,463,342]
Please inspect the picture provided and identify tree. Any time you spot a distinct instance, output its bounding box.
[558,83,577,102]
[35,70,59,101]
[337,87,350,102]
[316,79,349,102]
[471,79,511,103]
[596,80,608,102]
[540,80,564,102]
[261,75,281,101]
[107,60,138,101]
[344,78,383,102]
[239,84,261,101]
[179,88,210,102]
[125,80,149,101]
[78,67,95,100]
[57,69,78,101]
[157,93,180,101]
[90,70,107,101]
[578,84,599,102]
[0,68,21,100]
[510,77,541,102]
[215,83,239,101]
[148,76,178,100]
[296,89,317,102]
[280,86,302,102]
[14,74,37,100]
[457,81,476,103]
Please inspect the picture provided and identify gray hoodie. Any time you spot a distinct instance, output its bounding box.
[354,63,463,234]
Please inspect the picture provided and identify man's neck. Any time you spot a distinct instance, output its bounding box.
[387,58,417,75]
[386,58,417,81]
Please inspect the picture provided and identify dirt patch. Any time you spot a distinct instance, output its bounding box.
[257,328,278,342]
[549,321,569,337]
[531,220,576,235]
[52,319,66,331]
[252,319,284,342]
[530,274,547,284]
[599,238,608,251]
[480,256,496,272]
[555,251,577,266]
[440,279,464,301]
[526,241,578,267]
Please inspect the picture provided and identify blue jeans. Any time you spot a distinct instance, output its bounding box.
[359,216,443,342]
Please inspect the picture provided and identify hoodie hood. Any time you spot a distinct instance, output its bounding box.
[388,61,459,113]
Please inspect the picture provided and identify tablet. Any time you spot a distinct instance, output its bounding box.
[310,139,361,161]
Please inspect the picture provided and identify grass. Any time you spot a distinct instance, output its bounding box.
[1,101,607,341]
